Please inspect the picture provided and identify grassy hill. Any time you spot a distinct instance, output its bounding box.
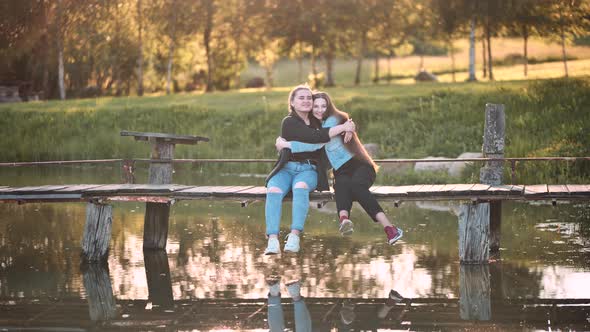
[1,77,588,184]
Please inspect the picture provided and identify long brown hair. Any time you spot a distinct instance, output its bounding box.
[312,91,379,172]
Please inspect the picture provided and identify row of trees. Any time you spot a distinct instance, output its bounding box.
[1,0,589,99]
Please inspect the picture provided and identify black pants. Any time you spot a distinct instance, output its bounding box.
[333,158,383,222]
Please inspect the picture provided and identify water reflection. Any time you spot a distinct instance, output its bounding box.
[1,200,589,300]
[1,181,590,329]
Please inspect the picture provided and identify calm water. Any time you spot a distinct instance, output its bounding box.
[1,166,589,331]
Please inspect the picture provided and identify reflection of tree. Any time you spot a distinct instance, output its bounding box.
[0,203,86,297]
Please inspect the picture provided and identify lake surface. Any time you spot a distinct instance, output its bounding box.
[1,165,589,331]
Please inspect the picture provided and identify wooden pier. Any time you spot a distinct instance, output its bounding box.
[1,183,589,203]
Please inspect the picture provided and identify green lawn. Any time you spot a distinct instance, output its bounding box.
[1,77,588,184]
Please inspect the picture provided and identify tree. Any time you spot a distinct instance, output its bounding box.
[368,0,413,84]
[148,0,199,94]
[432,0,468,82]
[504,0,548,77]
[475,0,510,81]
[544,0,590,77]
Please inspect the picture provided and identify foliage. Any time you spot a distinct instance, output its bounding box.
[3,0,589,98]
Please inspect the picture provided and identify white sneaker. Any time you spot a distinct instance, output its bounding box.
[284,233,300,253]
[264,237,280,255]
[286,281,301,300]
[339,218,354,236]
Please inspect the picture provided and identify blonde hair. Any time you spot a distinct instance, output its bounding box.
[313,91,379,172]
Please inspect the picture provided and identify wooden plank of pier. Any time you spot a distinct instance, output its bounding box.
[1,183,590,203]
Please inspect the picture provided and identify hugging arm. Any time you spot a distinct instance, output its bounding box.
[277,115,353,152]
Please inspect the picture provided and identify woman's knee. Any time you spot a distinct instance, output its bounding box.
[293,181,308,189]
[267,186,284,194]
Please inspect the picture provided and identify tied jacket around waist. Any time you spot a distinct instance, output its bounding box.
[265,114,331,191]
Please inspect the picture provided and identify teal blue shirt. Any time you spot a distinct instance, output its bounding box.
[289,115,354,170]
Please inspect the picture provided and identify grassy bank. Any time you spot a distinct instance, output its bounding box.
[1,77,589,183]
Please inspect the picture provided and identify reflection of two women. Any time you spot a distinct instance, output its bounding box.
[266,279,406,331]
[267,278,311,332]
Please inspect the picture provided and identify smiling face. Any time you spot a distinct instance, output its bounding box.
[290,89,313,113]
[312,97,327,120]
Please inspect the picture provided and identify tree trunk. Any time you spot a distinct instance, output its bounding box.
[468,18,476,81]
[373,56,379,84]
[523,28,529,77]
[265,63,273,89]
[560,26,569,78]
[233,39,242,89]
[354,31,366,86]
[449,39,456,83]
[482,37,487,78]
[137,0,144,96]
[486,23,494,81]
[166,40,175,95]
[325,50,335,87]
[311,44,317,81]
[204,1,214,92]
[387,52,392,84]
[297,42,303,83]
[57,0,66,100]
[166,4,177,95]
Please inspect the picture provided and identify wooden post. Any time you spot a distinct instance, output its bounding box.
[458,203,490,263]
[148,138,175,184]
[481,104,505,254]
[459,264,491,321]
[144,249,174,308]
[143,202,171,249]
[458,104,505,263]
[121,131,209,250]
[81,203,113,262]
[81,263,117,321]
[144,138,174,249]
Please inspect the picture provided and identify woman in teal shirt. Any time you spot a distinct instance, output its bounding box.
[276,91,403,245]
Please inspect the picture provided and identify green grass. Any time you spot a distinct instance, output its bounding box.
[1,77,589,183]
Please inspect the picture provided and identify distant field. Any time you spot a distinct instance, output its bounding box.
[242,37,590,87]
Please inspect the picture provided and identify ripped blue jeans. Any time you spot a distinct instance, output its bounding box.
[265,162,318,235]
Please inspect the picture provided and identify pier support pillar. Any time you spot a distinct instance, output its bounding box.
[81,262,117,321]
[81,202,113,262]
[459,264,491,320]
[459,103,505,264]
[144,249,174,308]
[458,203,490,263]
[144,139,174,249]
[143,202,171,249]
[481,104,505,256]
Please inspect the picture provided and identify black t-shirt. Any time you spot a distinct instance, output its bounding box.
[281,113,331,163]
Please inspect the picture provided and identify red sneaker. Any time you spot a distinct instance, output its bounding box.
[384,226,403,245]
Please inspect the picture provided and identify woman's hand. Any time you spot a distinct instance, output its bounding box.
[343,131,353,143]
[275,136,290,151]
[329,119,356,138]
[342,119,355,132]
